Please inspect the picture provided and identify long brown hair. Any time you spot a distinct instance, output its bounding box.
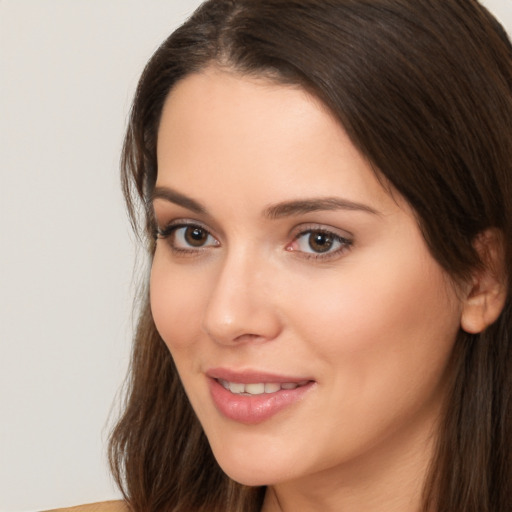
[109,1,512,510]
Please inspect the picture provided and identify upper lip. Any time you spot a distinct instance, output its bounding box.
[206,367,314,384]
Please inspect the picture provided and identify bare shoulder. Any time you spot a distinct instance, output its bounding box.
[43,500,129,512]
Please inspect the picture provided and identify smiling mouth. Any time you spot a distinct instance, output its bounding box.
[209,375,315,424]
[217,379,311,395]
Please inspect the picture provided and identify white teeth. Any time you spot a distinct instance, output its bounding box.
[245,383,265,395]
[229,382,245,394]
[218,380,308,395]
[264,383,281,393]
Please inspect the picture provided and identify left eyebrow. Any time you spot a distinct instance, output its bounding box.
[151,186,207,215]
[264,197,380,219]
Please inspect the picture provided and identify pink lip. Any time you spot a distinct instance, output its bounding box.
[206,368,315,425]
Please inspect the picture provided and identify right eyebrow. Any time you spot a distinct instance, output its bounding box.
[263,196,380,219]
[151,186,207,215]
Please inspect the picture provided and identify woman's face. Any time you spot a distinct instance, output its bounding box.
[151,69,463,488]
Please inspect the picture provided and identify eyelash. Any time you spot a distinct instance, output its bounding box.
[155,221,352,260]
[287,227,353,261]
[156,221,219,255]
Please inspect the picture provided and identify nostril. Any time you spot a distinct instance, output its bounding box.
[233,333,262,343]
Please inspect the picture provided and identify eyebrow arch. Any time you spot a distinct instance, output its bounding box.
[151,186,207,215]
[151,186,379,218]
[264,197,380,219]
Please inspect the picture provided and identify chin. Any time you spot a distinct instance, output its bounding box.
[218,463,284,487]
[209,444,297,487]
[224,468,273,487]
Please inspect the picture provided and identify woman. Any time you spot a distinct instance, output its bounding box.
[68,0,512,510]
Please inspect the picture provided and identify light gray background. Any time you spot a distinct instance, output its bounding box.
[1,1,511,511]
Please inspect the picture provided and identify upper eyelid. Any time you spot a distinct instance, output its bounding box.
[290,223,354,240]
[155,218,353,245]
[292,227,353,248]
[157,218,213,233]
[294,230,351,244]
[154,214,224,239]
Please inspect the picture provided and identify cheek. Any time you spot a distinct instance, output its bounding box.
[287,247,461,407]
[314,228,458,347]
[273,256,461,467]
[149,249,207,352]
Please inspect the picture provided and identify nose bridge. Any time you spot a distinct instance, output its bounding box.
[202,243,281,344]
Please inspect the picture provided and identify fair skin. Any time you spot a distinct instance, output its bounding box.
[150,68,481,512]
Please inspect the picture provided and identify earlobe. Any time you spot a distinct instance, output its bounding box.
[460,229,508,334]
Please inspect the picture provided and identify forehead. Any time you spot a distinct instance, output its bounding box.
[157,68,331,162]
[155,68,401,216]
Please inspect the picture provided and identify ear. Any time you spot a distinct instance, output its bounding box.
[461,229,508,334]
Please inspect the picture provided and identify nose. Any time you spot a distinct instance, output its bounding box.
[201,248,282,345]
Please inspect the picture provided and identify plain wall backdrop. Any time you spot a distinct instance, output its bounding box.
[1,1,511,511]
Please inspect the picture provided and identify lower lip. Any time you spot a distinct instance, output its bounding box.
[208,378,314,424]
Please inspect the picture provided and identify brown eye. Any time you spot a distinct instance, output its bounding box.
[308,231,334,253]
[160,224,219,251]
[156,223,219,251]
[288,228,351,258]
[184,226,209,247]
